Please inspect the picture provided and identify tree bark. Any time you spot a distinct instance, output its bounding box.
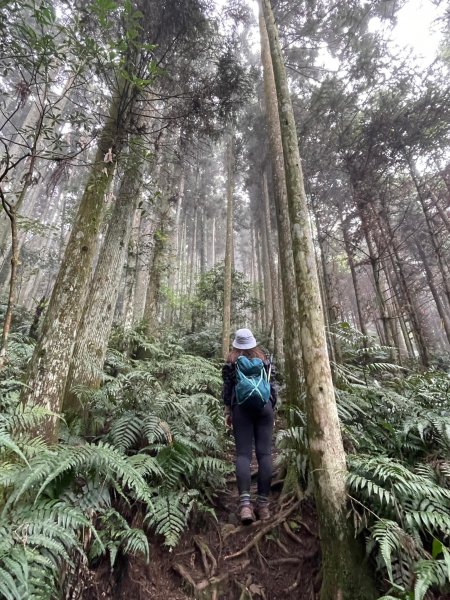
[123,207,143,330]
[211,216,216,267]
[262,171,283,363]
[63,144,143,415]
[415,242,450,346]
[339,208,368,337]
[260,1,377,597]
[20,85,128,441]
[357,202,396,351]
[143,208,170,336]
[259,189,273,335]
[222,133,234,360]
[259,11,303,408]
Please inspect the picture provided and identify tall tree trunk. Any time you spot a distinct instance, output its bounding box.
[211,216,216,267]
[262,171,283,363]
[189,205,198,299]
[123,207,143,330]
[222,133,234,360]
[375,199,430,365]
[132,210,155,325]
[256,227,265,332]
[250,224,261,328]
[339,208,368,337]
[260,2,377,597]
[313,202,343,364]
[63,145,143,415]
[20,85,128,441]
[143,210,170,336]
[259,12,303,407]
[199,205,206,275]
[259,194,273,335]
[387,252,429,366]
[358,203,396,350]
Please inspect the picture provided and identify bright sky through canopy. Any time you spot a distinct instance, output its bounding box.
[368,0,445,66]
[228,0,445,70]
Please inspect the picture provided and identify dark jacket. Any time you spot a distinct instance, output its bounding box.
[222,359,277,408]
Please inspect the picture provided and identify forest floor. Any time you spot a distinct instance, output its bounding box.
[83,452,322,600]
[81,457,450,600]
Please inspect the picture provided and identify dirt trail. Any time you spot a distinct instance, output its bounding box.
[84,463,321,600]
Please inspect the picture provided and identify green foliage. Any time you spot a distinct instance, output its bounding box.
[0,332,35,412]
[276,323,450,598]
[334,326,450,598]
[189,264,262,336]
[0,327,230,597]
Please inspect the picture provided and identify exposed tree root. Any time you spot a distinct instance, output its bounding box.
[283,520,303,545]
[254,541,266,570]
[173,563,228,596]
[274,537,290,555]
[194,536,217,577]
[283,568,303,594]
[298,519,317,538]
[224,501,301,560]
[268,558,302,566]
[235,580,268,600]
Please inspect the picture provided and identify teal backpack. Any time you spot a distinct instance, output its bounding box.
[235,356,271,411]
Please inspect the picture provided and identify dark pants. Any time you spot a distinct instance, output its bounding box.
[232,402,274,497]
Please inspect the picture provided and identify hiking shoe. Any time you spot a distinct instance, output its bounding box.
[255,503,271,521]
[239,505,255,525]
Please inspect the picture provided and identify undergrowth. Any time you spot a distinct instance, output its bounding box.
[0,323,230,599]
[2,314,450,599]
[277,323,450,600]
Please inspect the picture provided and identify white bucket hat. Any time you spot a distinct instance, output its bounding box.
[232,328,257,350]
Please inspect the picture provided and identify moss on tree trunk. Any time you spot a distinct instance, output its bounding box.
[20,85,128,442]
[260,1,378,597]
[63,142,144,416]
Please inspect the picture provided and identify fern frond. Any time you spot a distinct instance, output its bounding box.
[372,520,407,582]
[414,558,449,600]
[145,493,187,547]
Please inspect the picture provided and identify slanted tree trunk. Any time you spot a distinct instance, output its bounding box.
[415,242,450,346]
[260,1,377,597]
[222,133,234,359]
[20,84,129,441]
[406,153,450,307]
[63,145,143,415]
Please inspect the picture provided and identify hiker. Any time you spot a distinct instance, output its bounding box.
[222,328,277,524]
